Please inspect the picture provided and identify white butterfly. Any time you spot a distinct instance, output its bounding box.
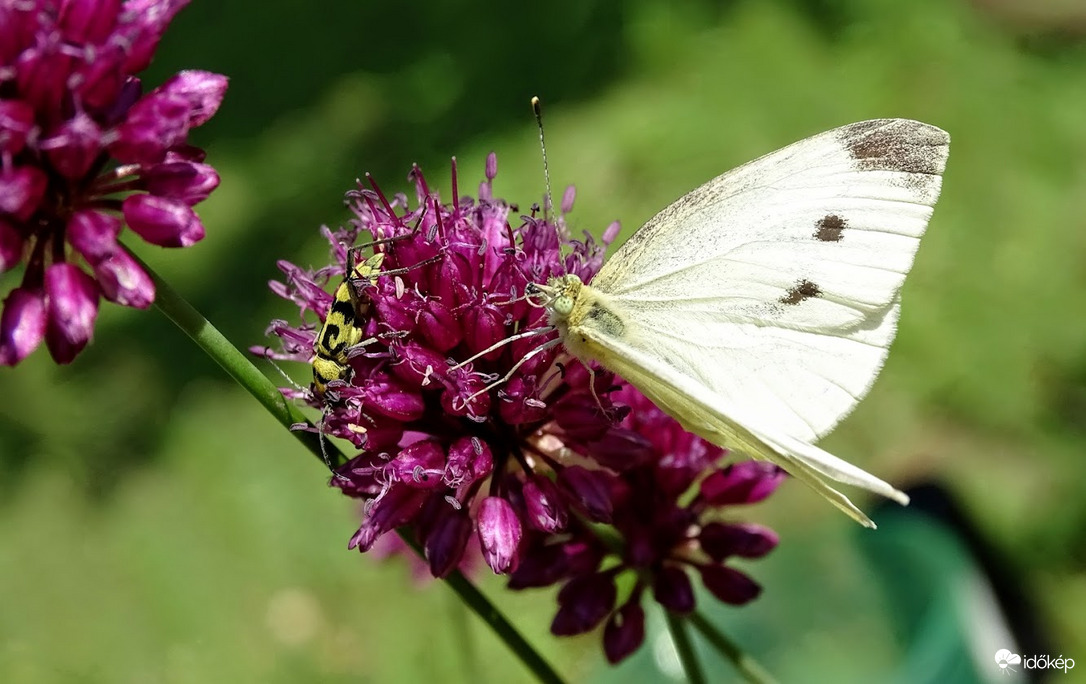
[536,119,949,527]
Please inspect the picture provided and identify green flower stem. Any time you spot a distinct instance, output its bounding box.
[145,262,566,684]
[665,612,706,684]
[146,260,331,462]
[400,533,566,684]
[688,611,778,684]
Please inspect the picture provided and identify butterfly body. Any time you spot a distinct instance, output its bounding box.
[542,119,950,527]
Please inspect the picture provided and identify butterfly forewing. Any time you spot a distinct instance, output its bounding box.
[585,119,948,441]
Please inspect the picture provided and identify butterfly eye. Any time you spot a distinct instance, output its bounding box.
[553,295,574,318]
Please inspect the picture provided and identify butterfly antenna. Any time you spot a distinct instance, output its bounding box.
[532,97,555,223]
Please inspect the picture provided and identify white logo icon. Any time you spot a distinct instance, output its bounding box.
[995,649,1022,673]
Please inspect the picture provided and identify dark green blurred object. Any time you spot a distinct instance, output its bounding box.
[859,482,1051,684]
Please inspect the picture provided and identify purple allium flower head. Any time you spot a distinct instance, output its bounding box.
[259,156,783,663]
[0,0,226,365]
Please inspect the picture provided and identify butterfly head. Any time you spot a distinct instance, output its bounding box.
[527,273,583,324]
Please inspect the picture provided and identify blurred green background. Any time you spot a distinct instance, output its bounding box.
[2,0,1086,681]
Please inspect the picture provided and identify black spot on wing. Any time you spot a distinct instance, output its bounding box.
[815,214,846,242]
[780,279,821,305]
[840,120,948,175]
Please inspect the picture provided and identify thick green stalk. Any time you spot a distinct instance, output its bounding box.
[688,611,777,684]
[665,612,706,684]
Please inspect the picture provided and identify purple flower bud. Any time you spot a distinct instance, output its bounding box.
[75,44,129,111]
[0,166,47,221]
[0,287,47,366]
[653,565,695,614]
[121,0,192,73]
[15,39,71,113]
[604,600,645,664]
[551,573,617,636]
[523,476,568,532]
[700,462,786,505]
[143,162,220,205]
[497,376,548,425]
[159,70,228,128]
[553,394,613,442]
[699,565,761,605]
[424,508,473,578]
[417,299,461,352]
[68,210,122,263]
[0,219,24,274]
[391,340,447,386]
[0,99,35,154]
[59,0,123,43]
[602,221,621,246]
[485,152,497,180]
[582,427,655,471]
[41,112,104,180]
[561,185,576,214]
[122,194,205,247]
[444,436,493,491]
[477,496,522,574]
[387,440,446,489]
[558,466,615,523]
[462,304,505,359]
[348,487,427,552]
[699,522,779,561]
[44,263,99,364]
[110,92,192,164]
[357,376,426,422]
[93,249,155,309]
[508,538,604,590]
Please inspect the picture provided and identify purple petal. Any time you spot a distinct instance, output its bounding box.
[110,93,191,164]
[44,263,100,364]
[558,465,615,523]
[507,538,603,590]
[560,185,575,214]
[653,565,695,614]
[444,436,493,492]
[0,218,24,273]
[119,0,192,73]
[0,287,47,366]
[0,99,36,155]
[41,112,104,180]
[0,166,47,221]
[699,564,762,605]
[423,508,472,578]
[477,496,522,574]
[122,194,204,247]
[68,210,122,263]
[158,70,229,128]
[604,600,645,664]
[699,522,779,561]
[602,221,621,246]
[523,476,568,532]
[143,161,219,205]
[348,487,427,552]
[93,249,155,308]
[551,573,617,636]
[59,0,123,43]
[386,440,446,490]
[699,461,786,506]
